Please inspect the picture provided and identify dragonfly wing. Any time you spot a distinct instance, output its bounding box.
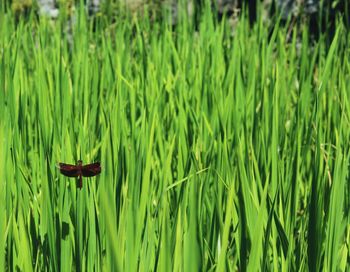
[82,162,101,177]
[58,163,80,177]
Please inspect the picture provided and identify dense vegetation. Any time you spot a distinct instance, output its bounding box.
[0,3,349,271]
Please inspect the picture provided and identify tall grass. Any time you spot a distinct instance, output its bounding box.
[0,5,349,271]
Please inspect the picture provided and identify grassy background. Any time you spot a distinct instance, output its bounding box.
[0,4,349,271]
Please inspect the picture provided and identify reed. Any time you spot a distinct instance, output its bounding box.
[0,5,349,271]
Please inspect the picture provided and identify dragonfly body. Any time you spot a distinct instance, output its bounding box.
[58,160,101,189]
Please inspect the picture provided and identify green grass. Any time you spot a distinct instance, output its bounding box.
[0,5,349,271]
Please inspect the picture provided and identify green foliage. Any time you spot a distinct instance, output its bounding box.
[0,6,349,271]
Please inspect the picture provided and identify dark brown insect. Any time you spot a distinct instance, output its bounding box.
[58,160,101,189]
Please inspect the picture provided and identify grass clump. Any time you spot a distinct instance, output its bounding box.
[0,5,349,271]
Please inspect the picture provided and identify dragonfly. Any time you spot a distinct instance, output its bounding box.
[58,160,101,189]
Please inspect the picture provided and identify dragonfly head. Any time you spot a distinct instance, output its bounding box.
[77,160,83,166]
